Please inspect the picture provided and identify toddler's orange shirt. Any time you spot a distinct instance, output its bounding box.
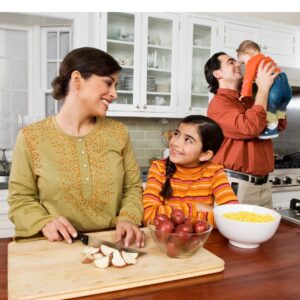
[241,53,281,97]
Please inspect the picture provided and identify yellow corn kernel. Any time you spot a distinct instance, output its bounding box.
[222,211,275,223]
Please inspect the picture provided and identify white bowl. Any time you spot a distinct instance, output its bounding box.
[213,204,281,249]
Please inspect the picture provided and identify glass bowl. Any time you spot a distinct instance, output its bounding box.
[148,220,213,258]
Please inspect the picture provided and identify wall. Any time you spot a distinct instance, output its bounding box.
[114,117,181,167]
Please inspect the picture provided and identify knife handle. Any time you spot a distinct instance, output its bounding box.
[72,233,89,245]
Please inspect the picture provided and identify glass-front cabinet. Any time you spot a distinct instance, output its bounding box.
[100,13,179,116]
[184,16,217,114]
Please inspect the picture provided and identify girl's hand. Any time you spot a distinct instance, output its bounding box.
[115,220,145,248]
[42,216,77,243]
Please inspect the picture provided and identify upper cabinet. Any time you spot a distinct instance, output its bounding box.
[181,16,217,115]
[222,22,296,67]
[100,12,180,117]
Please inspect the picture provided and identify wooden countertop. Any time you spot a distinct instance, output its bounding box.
[1,221,300,300]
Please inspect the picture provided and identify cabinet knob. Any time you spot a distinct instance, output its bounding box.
[143,104,147,109]
[262,45,268,50]
[136,104,140,109]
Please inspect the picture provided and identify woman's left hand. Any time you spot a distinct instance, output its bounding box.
[115,220,145,248]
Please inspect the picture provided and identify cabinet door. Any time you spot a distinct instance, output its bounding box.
[224,22,261,56]
[184,17,217,115]
[140,13,179,114]
[261,29,295,56]
[101,12,142,112]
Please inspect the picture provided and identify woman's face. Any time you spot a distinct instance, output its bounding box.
[169,123,203,167]
[79,72,119,117]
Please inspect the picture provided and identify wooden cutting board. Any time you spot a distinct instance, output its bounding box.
[8,228,224,300]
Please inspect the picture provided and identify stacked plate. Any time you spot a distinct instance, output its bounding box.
[156,83,170,93]
[123,76,134,91]
[147,77,156,92]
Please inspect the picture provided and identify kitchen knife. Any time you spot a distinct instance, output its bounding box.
[73,233,147,256]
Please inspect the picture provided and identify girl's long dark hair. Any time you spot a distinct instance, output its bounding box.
[160,115,224,200]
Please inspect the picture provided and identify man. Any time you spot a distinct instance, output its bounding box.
[205,52,287,208]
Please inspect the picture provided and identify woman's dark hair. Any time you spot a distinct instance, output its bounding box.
[204,52,226,94]
[160,115,224,200]
[51,47,122,100]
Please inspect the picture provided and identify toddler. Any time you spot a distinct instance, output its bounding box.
[237,40,292,139]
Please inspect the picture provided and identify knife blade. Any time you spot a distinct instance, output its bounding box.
[73,233,147,256]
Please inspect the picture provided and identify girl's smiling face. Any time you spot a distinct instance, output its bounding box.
[169,123,204,167]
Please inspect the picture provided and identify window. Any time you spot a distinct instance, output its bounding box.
[0,26,29,150]
[41,27,72,116]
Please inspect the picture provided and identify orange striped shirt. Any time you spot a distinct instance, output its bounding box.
[143,159,238,226]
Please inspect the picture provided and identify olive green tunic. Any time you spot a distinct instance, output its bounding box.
[8,116,143,238]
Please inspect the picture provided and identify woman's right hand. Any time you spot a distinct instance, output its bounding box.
[42,216,77,243]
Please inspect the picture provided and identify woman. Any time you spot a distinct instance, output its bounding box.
[8,47,144,247]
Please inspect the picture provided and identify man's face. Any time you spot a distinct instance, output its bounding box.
[213,54,243,85]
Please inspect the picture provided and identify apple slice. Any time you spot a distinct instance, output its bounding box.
[81,253,94,264]
[112,250,126,267]
[93,253,104,260]
[121,251,138,265]
[100,244,118,256]
[94,255,111,269]
[83,246,99,255]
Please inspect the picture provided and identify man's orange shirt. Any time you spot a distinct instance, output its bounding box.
[207,88,287,176]
[241,53,281,97]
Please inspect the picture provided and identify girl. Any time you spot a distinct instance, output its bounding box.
[143,115,238,226]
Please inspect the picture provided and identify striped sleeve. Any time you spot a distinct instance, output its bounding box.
[211,167,238,205]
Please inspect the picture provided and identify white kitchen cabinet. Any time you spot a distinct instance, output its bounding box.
[222,22,296,67]
[261,29,295,57]
[100,12,180,117]
[182,16,217,115]
[0,189,14,238]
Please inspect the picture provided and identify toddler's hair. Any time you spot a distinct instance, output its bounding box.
[160,115,224,200]
[237,40,261,54]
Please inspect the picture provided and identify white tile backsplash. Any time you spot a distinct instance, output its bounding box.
[114,117,180,167]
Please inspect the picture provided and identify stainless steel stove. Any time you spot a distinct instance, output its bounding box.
[278,199,300,225]
[269,152,300,211]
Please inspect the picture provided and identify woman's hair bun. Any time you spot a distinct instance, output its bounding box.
[51,76,67,100]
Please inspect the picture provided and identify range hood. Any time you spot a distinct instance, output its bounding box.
[280,66,300,87]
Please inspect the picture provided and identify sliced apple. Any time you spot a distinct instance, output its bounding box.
[93,253,104,260]
[81,253,94,264]
[83,246,99,255]
[121,250,137,265]
[94,255,111,269]
[100,244,117,256]
[112,250,126,267]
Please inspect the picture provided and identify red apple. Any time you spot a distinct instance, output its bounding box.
[175,224,193,234]
[154,214,170,227]
[183,217,193,228]
[166,240,180,258]
[171,209,185,225]
[155,220,174,243]
[193,220,208,233]
[186,236,201,252]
